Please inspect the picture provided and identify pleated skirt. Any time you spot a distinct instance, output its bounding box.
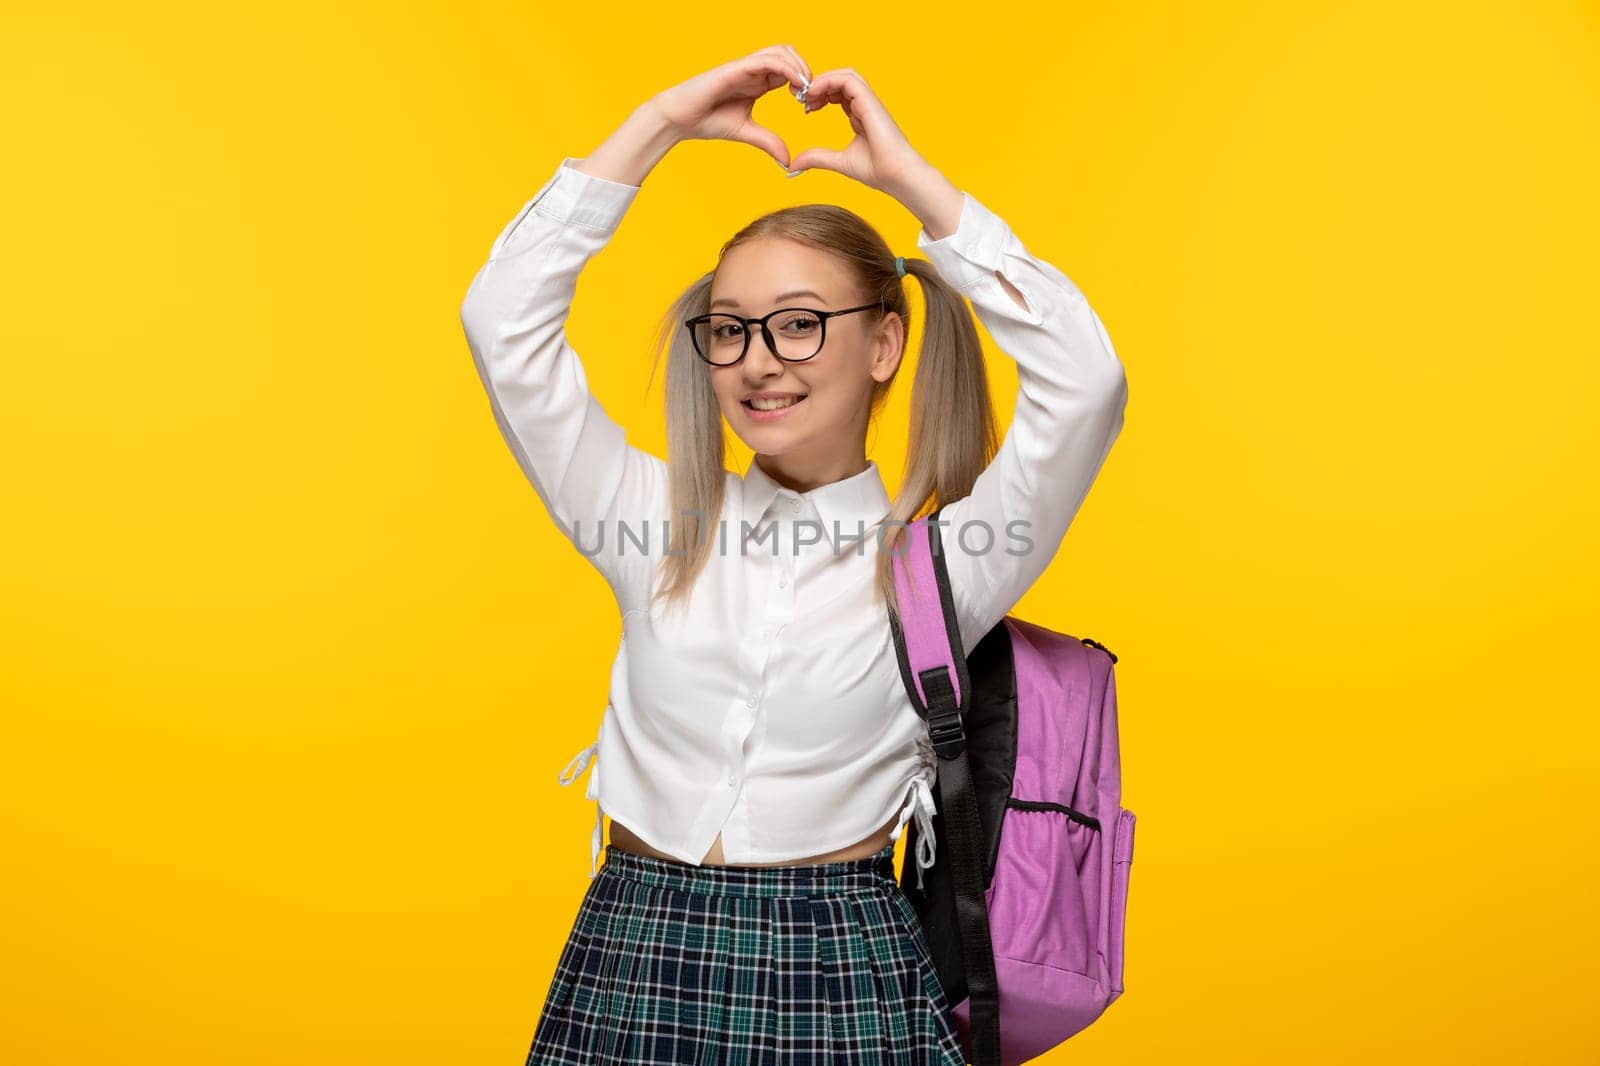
[524,842,967,1065]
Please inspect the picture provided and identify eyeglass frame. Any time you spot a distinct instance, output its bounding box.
[683,302,890,366]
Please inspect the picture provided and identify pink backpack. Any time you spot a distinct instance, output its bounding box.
[887,508,1136,1066]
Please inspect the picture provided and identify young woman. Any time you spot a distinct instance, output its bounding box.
[459,45,1128,1065]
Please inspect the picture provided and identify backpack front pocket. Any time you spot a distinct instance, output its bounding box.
[1106,806,1136,998]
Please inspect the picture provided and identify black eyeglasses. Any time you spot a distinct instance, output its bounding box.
[684,302,888,366]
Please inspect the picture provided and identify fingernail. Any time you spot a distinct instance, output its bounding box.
[785,168,804,178]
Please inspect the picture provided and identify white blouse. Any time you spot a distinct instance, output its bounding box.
[459,157,1128,886]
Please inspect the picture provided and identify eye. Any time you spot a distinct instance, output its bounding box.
[776,311,821,334]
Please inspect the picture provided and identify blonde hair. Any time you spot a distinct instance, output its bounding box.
[645,202,997,621]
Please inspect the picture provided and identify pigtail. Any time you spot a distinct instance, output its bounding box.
[874,257,998,620]
[650,271,726,613]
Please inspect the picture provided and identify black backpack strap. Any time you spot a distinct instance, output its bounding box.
[888,508,1003,1066]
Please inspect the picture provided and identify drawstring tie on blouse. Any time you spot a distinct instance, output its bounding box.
[558,739,602,880]
[889,773,938,890]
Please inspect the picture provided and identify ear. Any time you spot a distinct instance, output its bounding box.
[868,309,906,384]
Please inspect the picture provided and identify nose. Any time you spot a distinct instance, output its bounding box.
[742,326,784,373]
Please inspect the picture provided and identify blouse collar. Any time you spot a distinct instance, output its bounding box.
[740,455,893,547]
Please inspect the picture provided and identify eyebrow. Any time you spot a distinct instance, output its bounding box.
[709,289,828,311]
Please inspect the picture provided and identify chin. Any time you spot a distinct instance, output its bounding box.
[744,429,807,453]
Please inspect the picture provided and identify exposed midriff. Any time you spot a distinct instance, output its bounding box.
[608,808,904,867]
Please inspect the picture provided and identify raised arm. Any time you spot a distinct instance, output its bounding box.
[788,69,1129,653]
[459,49,819,609]
[909,182,1129,654]
[458,151,668,609]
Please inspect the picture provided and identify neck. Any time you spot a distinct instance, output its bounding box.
[755,452,870,493]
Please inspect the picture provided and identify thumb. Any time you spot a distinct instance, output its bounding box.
[786,146,846,176]
[725,122,791,169]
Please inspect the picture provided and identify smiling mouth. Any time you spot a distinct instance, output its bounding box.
[742,395,807,411]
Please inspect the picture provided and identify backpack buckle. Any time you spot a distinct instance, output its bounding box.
[927,706,966,758]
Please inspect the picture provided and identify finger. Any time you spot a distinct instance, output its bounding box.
[800,72,860,115]
[725,120,792,169]
[755,43,809,88]
[803,71,880,137]
[729,57,802,104]
[777,44,812,88]
[744,48,806,95]
[805,68,870,93]
[806,69,874,112]
[803,83,855,114]
[787,145,847,175]
[805,86,866,136]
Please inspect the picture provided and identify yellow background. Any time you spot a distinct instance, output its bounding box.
[3,1,1597,1062]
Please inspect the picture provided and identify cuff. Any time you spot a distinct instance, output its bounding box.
[914,190,1011,291]
[530,156,643,234]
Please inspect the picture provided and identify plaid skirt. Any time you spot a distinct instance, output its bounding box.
[524,842,966,1065]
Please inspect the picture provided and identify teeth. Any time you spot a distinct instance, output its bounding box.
[749,395,801,411]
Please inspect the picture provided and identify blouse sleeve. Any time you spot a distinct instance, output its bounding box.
[458,157,668,613]
[915,192,1129,654]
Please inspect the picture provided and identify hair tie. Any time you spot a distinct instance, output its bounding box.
[895,255,906,278]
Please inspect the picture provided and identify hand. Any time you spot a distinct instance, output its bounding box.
[788,68,926,193]
[648,46,813,169]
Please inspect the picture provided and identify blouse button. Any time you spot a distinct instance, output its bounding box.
[746,693,757,707]
[789,499,801,514]
[727,772,737,787]
[778,574,788,589]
